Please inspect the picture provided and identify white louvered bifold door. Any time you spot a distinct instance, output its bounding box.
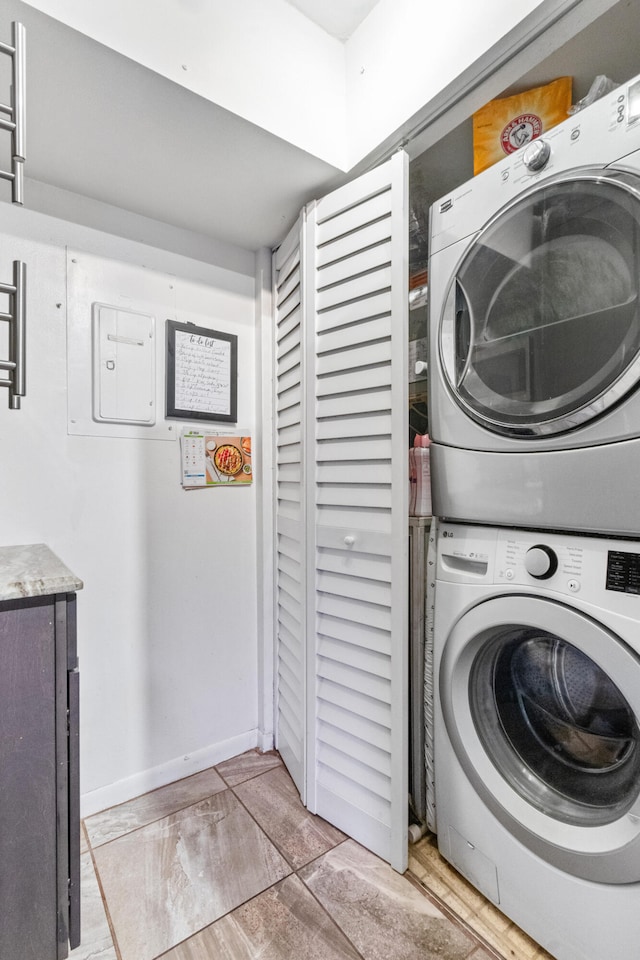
[273,214,307,800]
[306,152,409,871]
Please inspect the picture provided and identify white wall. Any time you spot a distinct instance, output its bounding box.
[24,0,548,172]
[344,0,547,165]
[0,202,260,815]
[22,0,349,169]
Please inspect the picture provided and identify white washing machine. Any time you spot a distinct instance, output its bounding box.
[434,521,640,960]
[428,73,640,535]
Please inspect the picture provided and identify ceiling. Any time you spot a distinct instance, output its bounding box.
[284,0,381,40]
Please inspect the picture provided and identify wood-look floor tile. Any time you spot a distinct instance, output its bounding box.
[69,853,117,960]
[410,837,488,913]
[216,749,283,786]
[299,839,478,960]
[407,837,555,960]
[234,765,346,869]
[92,790,291,960]
[85,767,227,847]
[491,921,549,960]
[162,875,362,960]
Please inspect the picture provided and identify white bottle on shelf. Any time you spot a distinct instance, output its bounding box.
[414,434,432,517]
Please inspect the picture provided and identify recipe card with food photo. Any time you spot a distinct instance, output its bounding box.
[181,430,252,487]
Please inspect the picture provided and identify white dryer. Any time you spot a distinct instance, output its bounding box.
[434,521,640,960]
[428,74,640,535]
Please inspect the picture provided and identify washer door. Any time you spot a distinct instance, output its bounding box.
[440,169,640,438]
[440,595,640,882]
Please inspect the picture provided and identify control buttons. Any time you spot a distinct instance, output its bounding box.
[523,138,551,172]
[525,544,558,579]
[617,95,626,124]
[505,569,515,580]
[567,579,580,593]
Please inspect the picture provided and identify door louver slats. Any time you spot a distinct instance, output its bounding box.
[316,292,391,332]
[316,266,392,312]
[307,154,408,871]
[318,240,392,288]
[316,189,392,244]
[273,154,407,870]
[317,216,392,267]
[319,316,391,353]
[273,215,307,798]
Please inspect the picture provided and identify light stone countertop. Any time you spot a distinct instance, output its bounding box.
[0,543,83,601]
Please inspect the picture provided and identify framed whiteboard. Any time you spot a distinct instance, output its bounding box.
[166,320,237,423]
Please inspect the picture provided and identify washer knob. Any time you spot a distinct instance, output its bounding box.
[523,138,551,172]
[525,545,558,579]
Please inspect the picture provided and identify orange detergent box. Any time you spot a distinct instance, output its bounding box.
[473,76,572,175]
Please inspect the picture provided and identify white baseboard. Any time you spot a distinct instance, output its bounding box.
[258,729,274,753]
[80,729,260,817]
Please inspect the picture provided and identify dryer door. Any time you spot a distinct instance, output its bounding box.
[440,169,640,437]
[440,594,640,882]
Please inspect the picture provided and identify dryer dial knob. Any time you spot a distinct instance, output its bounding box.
[525,545,558,579]
[523,138,551,172]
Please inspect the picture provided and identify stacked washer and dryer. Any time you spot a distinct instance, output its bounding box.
[427,76,640,960]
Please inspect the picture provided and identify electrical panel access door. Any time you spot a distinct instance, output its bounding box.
[92,303,156,425]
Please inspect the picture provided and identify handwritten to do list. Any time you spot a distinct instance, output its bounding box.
[174,330,232,415]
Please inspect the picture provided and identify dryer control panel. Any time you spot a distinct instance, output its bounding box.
[430,71,640,256]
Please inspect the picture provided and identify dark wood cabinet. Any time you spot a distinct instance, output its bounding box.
[0,547,81,960]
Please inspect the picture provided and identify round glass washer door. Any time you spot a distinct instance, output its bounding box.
[439,169,640,437]
[440,595,640,882]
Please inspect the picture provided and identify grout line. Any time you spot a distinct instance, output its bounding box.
[90,781,293,960]
[225,767,374,960]
[85,786,232,849]
[89,752,512,960]
[293,859,368,960]
[405,869,508,960]
[228,773,299,875]
[214,751,283,789]
[228,764,351,877]
[85,765,224,819]
[145,876,298,960]
[85,834,124,960]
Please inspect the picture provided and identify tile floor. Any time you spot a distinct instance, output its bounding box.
[72,749,547,960]
[408,835,555,960]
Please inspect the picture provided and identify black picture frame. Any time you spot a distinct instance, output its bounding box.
[166,319,238,423]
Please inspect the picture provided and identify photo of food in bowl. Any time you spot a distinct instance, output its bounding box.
[213,443,244,476]
[200,435,253,485]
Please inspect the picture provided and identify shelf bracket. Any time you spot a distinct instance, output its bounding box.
[0,22,26,204]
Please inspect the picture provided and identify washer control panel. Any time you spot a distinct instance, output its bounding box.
[437,523,640,610]
[495,533,583,593]
[524,544,558,579]
[606,550,640,595]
